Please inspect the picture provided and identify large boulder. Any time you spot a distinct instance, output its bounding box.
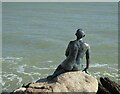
[13,71,98,94]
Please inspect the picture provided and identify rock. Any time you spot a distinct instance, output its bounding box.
[13,87,26,94]
[13,71,98,93]
[97,77,120,94]
[97,83,110,94]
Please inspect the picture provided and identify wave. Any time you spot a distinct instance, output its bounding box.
[1,57,23,62]
[90,63,108,67]
[16,64,27,73]
[90,63,118,71]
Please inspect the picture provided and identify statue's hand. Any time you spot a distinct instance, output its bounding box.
[82,68,89,74]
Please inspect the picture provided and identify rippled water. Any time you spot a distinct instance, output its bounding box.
[2,2,118,92]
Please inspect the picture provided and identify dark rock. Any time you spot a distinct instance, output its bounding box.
[97,83,110,94]
[22,82,31,88]
[97,77,120,94]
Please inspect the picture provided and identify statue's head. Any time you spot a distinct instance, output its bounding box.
[75,29,85,39]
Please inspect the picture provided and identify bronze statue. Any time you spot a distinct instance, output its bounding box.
[47,29,90,80]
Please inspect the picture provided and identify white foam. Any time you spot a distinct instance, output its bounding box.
[32,66,51,70]
[16,77,23,85]
[7,74,17,81]
[112,73,118,77]
[2,81,5,86]
[1,57,23,61]
[103,72,115,78]
[47,60,53,63]
[22,72,31,76]
[30,72,41,76]
[108,66,118,72]
[90,63,108,67]
[16,64,27,73]
[2,84,10,91]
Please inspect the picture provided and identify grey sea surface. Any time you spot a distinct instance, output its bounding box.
[2,2,118,92]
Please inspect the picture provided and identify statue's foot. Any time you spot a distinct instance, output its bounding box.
[47,75,53,81]
[83,70,89,74]
[85,71,89,74]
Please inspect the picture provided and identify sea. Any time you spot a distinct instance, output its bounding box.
[2,2,118,92]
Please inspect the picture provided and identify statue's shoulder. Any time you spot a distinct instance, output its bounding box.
[69,40,76,44]
[68,40,77,47]
[84,43,90,49]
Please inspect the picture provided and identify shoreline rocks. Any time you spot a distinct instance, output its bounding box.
[13,71,98,94]
[97,77,120,94]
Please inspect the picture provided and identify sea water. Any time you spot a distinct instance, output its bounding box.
[2,2,118,92]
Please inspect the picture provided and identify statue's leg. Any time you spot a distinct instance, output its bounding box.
[53,65,66,76]
[47,65,66,80]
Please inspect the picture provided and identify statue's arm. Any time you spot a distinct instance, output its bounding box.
[86,46,90,69]
[82,44,90,73]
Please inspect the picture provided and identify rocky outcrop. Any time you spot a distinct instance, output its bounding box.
[97,77,120,94]
[13,71,98,94]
